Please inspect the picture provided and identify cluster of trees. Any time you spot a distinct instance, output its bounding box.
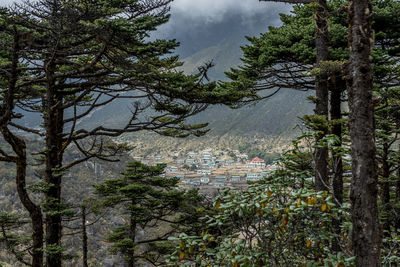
[0,0,245,266]
[0,0,398,266]
[168,0,399,266]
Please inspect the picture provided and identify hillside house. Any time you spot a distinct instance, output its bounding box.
[246,173,260,181]
[247,157,266,168]
[167,166,178,172]
[200,177,210,184]
[215,176,227,181]
[197,169,211,175]
[231,175,241,182]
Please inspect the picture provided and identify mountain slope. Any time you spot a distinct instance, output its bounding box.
[180,39,313,138]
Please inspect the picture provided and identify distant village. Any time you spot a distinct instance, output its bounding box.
[129,147,280,196]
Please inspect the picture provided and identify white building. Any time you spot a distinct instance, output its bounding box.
[246,173,260,181]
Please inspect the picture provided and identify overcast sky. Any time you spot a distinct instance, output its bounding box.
[170,0,289,22]
[1,0,290,23]
[1,0,291,57]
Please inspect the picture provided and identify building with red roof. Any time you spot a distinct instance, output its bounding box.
[247,157,266,168]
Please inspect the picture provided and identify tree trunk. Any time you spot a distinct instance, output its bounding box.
[346,0,382,265]
[330,80,344,252]
[314,0,330,192]
[397,143,400,202]
[1,27,44,267]
[128,214,136,267]
[396,143,400,229]
[1,127,44,267]
[380,142,391,235]
[82,206,88,267]
[44,61,65,267]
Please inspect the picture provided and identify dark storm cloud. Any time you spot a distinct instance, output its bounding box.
[157,0,291,57]
[159,0,290,36]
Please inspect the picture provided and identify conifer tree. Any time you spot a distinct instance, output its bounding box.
[346,0,381,264]
[94,161,205,266]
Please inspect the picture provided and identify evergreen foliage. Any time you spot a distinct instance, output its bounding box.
[94,161,207,266]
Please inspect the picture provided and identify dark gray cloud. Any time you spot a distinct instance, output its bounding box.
[170,0,290,23]
[157,1,291,57]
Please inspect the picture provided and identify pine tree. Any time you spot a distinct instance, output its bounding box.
[346,0,381,264]
[94,161,205,266]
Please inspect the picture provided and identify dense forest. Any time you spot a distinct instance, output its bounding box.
[0,0,399,267]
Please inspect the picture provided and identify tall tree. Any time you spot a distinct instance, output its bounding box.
[224,1,348,201]
[0,8,44,267]
[258,0,330,191]
[345,0,381,265]
[313,0,330,192]
[94,161,206,267]
[372,0,400,235]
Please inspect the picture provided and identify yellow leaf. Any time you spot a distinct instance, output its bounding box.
[215,199,221,209]
[311,196,317,205]
[278,227,283,235]
[233,263,239,267]
[306,239,311,248]
[321,203,327,212]
[307,198,312,205]
[282,216,288,226]
[293,236,298,242]
[261,202,267,208]
[297,199,301,207]
[284,207,290,213]
[201,245,206,251]
[179,251,185,260]
[179,241,185,250]
[267,190,272,197]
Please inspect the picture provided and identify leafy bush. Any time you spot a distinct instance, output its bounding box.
[166,173,353,267]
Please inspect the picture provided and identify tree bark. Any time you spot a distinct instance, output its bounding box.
[44,61,64,267]
[128,213,136,267]
[331,83,344,206]
[346,0,382,265]
[397,143,400,202]
[1,127,44,267]
[82,206,88,267]
[330,79,344,252]
[380,142,391,235]
[314,0,330,192]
